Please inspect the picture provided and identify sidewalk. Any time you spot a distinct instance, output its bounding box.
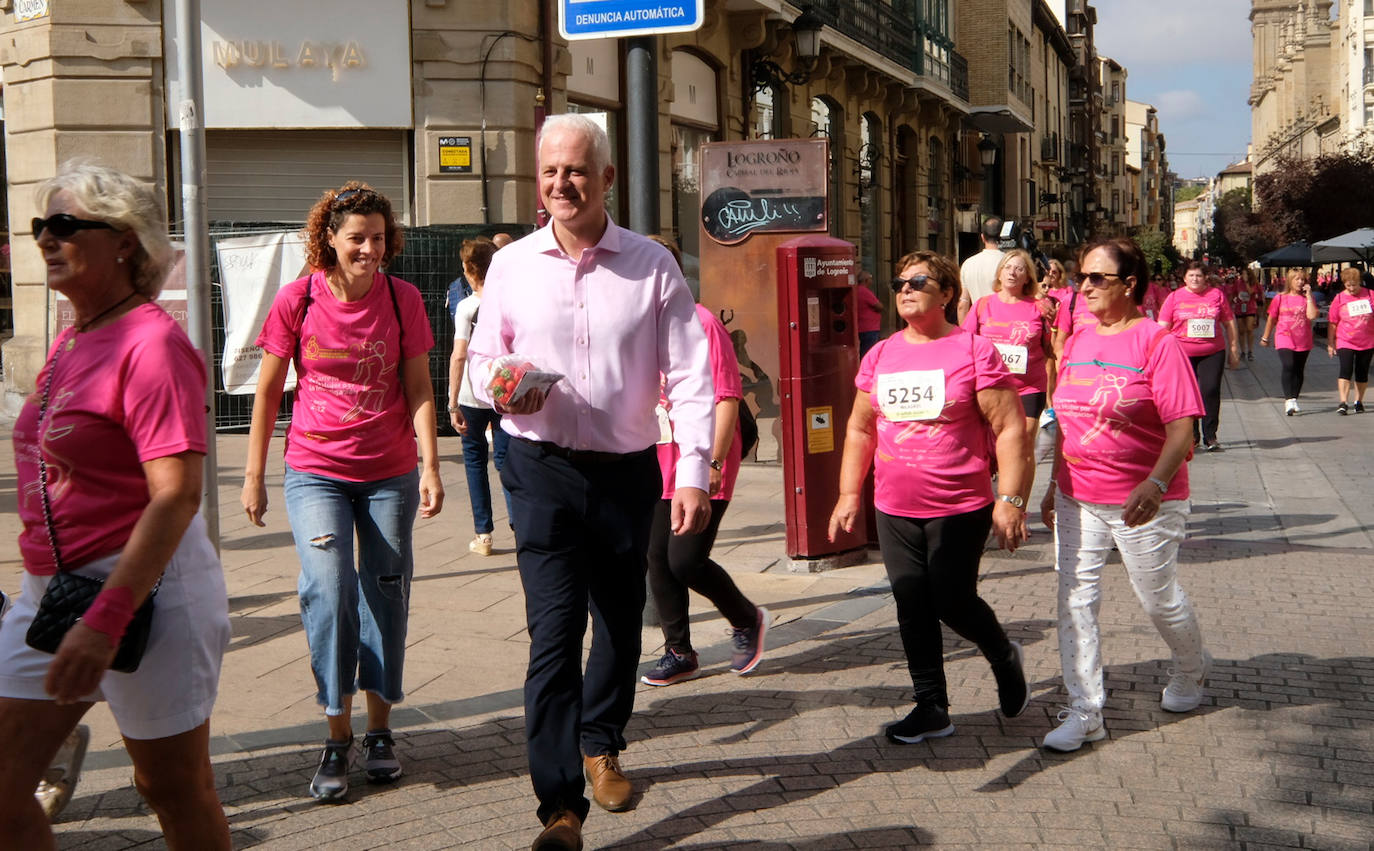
[12,342,1374,849]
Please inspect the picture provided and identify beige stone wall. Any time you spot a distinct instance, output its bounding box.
[0,0,167,400]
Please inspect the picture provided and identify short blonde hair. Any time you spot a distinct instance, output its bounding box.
[993,249,1041,298]
[36,161,173,298]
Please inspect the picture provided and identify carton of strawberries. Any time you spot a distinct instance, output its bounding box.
[486,354,564,409]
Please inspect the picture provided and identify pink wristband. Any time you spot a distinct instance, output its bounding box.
[82,586,137,647]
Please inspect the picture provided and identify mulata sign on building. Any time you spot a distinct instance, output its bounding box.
[699,139,829,245]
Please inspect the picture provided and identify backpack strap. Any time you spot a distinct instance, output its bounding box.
[294,275,314,366]
[386,274,407,382]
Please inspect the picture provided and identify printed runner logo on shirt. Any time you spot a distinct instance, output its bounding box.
[876,370,945,421]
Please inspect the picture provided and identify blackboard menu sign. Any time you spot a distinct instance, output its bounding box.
[700,139,829,246]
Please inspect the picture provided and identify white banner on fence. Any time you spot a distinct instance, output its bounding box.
[218,231,308,395]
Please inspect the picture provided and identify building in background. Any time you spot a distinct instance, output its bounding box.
[1250,0,1340,176]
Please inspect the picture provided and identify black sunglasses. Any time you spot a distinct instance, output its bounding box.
[32,214,114,240]
[333,188,376,208]
[890,274,938,294]
[1081,272,1128,289]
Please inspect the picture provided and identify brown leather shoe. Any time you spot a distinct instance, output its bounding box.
[583,753,633,812]
[531,809,582,851]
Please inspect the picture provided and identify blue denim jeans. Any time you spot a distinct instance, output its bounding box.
[283,466,419,715]
[458,404,512,534]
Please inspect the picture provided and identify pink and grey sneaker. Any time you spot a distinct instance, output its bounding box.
[729,606,771,674]
[641,648,700,686]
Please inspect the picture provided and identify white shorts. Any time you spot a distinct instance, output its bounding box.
[0,514,230,740]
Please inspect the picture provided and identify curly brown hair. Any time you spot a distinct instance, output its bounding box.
[303,181,404,271]
[894,249,961,324]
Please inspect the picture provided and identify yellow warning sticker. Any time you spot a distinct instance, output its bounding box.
[806,405,834,454]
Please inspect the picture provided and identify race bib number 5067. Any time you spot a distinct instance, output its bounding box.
[875,370,946,421]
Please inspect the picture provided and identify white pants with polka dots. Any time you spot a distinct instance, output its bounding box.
[1053,493,1207,715]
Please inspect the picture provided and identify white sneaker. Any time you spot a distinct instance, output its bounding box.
[1292,400,1302,414]
[1161,650,1212,713]
[1284,399,1297,416]
[468,534,493,556]
[1042,707,1106,752]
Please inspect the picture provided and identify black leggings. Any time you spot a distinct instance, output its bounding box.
[646,499,756,653]
[1189,350,1226,443]
[875,505,1013,708]
[1277,348,1310,399]
[1337,347,1374,383]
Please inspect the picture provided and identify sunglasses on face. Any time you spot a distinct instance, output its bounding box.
[1081,272,1127,289]
[890,274,939,294]
[32,214,114,240]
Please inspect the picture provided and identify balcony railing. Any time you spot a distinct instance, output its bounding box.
[1364,65,1374,87]
[809,0,967,102]
[1041,133,1060,162]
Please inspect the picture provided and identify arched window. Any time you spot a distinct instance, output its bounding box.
[752,83,784,139]
[811,96,844,236]
[928,135,945,251]
[859,113,881,277]
[670,49,720,297]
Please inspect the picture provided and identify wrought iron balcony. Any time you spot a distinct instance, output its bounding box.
[808,0,967,102]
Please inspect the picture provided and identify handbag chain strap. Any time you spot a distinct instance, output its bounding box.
[37,337,67,571]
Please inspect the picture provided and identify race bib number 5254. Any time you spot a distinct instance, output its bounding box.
[875,370,946,421]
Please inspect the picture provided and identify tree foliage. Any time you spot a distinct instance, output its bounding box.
[1209,187,1280,265]
[1254,142,1374,244]
[1174,183,1206,203]
[1135,228,1180,276]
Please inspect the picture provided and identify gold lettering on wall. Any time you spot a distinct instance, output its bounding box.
[213,40,369,80]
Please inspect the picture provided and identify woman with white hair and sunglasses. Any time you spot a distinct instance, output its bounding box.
[0,162,231,848]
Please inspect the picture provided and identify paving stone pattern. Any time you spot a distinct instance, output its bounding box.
[6,345,1372,850]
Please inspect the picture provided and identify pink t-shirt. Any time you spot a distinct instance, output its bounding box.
[1048,285,1074,308]
[1142,282,1169,320]
[14,305,208,575]
[1159,286,1233,357]
[1329,289,1374,350]
[857,327,1014,518]
[1231,279,1261,317]
[855,284,883,333]
[1267,293,1314,352]
[961,294,1051,395]
[257,271,435,482]
[1054,322,1203,505]
[1055,288,1098,338]
[659,305,744,501]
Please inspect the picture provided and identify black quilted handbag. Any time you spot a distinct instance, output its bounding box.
[22,336,157,674]
[26,572,155,674]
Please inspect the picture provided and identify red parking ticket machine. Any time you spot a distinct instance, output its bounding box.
[776,236,866,561]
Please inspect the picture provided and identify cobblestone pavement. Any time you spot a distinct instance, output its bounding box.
[5,340,1373,850]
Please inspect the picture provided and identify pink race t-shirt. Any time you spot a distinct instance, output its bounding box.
[1231,279,1261,316]
[857,327,1014,518]
[1048,285,1074,308]
[1053,322,1203,505]
[14,305,208,575]
[1055,288,1098,338]
[257,271,435,482]
[1267,293,1314,351]
[1329,289,1374,350]
[855,284,883,333]
[1158,286,1233,357]
[659,304,743,501]
[961,294,1051,395]
[1142,282,1169,320]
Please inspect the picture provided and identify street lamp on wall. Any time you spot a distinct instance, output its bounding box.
[751,9,825,94]
[977,135,999,169]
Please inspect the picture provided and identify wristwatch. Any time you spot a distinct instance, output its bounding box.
[1148,476,1169,494]
[709,459,724,472]
[997,494,1025,509]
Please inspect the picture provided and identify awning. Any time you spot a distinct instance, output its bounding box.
[1312,228,1374,264]
[1256,241,1316,268]
[963,106,1034,134]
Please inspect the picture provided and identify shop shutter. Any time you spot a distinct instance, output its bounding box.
[205,130,408,222]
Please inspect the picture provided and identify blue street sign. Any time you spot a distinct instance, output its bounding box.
[560,0,704,40]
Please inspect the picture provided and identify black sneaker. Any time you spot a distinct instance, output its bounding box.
[1357,402,1366,414]
[309,736,352,801]
[1338,403,1349,415]
[729,606,771,674]
[991,641,1030,717]
[885,702,955,744]
[362,729,402,784]
[641,648,700,686]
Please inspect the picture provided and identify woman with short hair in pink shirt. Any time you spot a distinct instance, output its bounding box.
[828,250,1031,746]
[0,162,231,847]
[1259,268,1318,415]
[1158,262,1239,451]
[1040,237,1210,753]
[242,183,444,801]
[1326,267,1374,414]
[962,249,1055,506]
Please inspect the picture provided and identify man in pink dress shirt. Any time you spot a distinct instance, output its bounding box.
[468,113,713,851]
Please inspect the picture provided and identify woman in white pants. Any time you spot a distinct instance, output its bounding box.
[1039,236,1212,752]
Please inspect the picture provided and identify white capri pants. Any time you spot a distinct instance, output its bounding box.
[0,514,230,740]
[1053,492,1206,715]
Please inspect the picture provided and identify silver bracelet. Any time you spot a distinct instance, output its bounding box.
[1147,476,1169,494]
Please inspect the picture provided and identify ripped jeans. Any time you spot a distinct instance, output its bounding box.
[284,466,420,715]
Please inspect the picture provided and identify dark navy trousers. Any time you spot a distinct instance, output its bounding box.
[501,436,660,825]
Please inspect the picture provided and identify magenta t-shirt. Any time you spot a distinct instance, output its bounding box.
[855,285,883,333]
[1330,289,1374,350]
[1267,294,1314,352]
[1159,286,1233,357]
[14,305,208,575]
[857,327,1014,518]
[1055,288,1098,338]
[1053,322,1203,505]
[659,304,743,501]
[257,271,435,482]
[961,294,1051,395]
[1142,282,1169,320]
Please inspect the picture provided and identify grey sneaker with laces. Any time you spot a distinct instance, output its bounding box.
[363,729,403,783]
[309,736,353,801]
[1161,650,1212,713]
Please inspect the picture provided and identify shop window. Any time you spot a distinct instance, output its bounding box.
[566,103,622,222]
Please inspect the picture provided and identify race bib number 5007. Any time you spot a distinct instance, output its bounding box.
[875,370,946,421]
